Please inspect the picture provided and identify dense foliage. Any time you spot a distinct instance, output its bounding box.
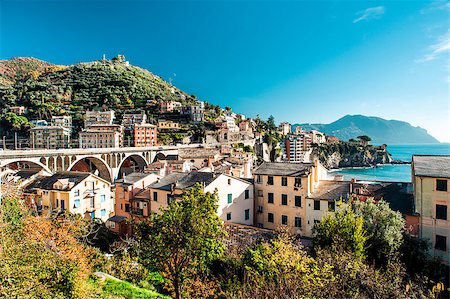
[0,56,197,137]
[135,185,226,299]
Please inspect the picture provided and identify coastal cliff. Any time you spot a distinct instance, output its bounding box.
[311,142,394,169]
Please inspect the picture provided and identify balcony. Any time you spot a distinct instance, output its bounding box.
[130,208,144,216]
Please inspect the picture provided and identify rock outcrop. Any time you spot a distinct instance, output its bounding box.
[311,142,393,169]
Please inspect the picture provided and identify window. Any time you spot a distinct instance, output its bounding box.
[295,217,302,228]
[101,209,106,217]
[125,204,130,212]
[74,190,80,196]
[90,212,95,219]
[267,176,274,185]
[167,194,173,205]
[294,177,302,187]
[245,189,250,199]
[268,193,274,204]
[436,179,448,192]
[268,213,274,223]
[100,194,106,203]
[245,209,250,220]
[228,193,233,204]
[153,192,158,202]
[258,190,263,197]
[256,175,262,184]
[435,235,447,251]
[328,201,336,212]
[314,219,320,224]
[281,194,288,205]
[281,215,288,225]
[436,205,447,220]
[257,223,263,228]
[295,196,301,207]
[314,200,320,211]
[228,178,231,185]
[281,177,288,186]
[74,199,81,208]
[226,212,232,221]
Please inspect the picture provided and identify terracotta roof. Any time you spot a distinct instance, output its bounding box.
[254,162,312,177]
[413,155,450,178]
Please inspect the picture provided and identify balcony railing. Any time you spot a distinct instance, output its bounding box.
[130,208,144,216]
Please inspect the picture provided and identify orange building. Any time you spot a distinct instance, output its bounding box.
[133,123,157,147]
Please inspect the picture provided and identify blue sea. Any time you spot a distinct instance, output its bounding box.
[328,143,450,182]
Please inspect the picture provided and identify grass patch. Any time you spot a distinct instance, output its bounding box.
[88,276,170,299]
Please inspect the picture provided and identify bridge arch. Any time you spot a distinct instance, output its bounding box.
[153,152,166,163]
[0,159,51,174]
[117,154,148,179]
[68,156,112,182]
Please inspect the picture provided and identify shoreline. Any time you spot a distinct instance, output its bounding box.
[327,162,411,171]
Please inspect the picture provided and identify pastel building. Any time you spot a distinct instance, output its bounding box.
[109,172,160,235]
[253,161,327,236]
[25,172,112,221]
[413,155,450,264]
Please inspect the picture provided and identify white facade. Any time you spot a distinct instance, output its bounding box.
[205,174,254,226]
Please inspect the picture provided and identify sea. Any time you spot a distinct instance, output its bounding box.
[327,143,450,183]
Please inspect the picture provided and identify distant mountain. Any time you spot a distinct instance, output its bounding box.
[293,115,439,144]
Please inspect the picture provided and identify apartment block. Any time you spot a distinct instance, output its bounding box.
[278,122,291,136]
[253,161,326,236]
[51,115,72,131]
[160,100,182,113]
[79,124,124,148]
[29,126,70,149]
[413,155,450,264]
[85,110,115,127]
[133,123,157,147]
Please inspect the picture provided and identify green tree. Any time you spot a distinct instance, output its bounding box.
[353,198,405,266]
[238,233,335,299]
[136,185,226,299]
[357,135,372,142]
[313,204,368,259]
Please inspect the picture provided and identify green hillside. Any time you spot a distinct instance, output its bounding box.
[0,56,204,137]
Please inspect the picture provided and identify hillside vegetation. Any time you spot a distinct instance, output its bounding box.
[295,114,439,144]
[0,56,199,137]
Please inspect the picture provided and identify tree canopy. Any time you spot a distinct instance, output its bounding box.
[135,184,226,299]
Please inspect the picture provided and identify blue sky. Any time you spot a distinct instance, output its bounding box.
[1,0,449,141]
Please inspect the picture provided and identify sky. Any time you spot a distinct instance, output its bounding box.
[1,0,449,141]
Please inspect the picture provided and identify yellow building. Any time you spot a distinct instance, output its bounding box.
[253,161,327,236]
[413,155,450,264]
[157,120,182,129]
[25,171,112,221]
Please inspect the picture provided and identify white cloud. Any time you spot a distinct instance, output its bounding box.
[420,0,450,14]
[353,6,385,24]
[416,30,450,62]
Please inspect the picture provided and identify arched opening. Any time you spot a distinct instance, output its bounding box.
[153,152,166,162]
[118,154,148,178]
[69,157,111,182]
[2,160,45,172]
